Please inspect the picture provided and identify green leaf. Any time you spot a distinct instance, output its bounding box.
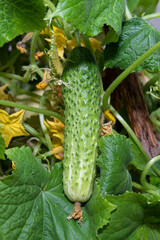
[136,0,159,16]
[0,131,5,160]
[130,138,148,171]
[0,146,115,240]
[53,0,125,39]
[97,134,133,196]
[104,18,160,72]
[0,0,46,47]
[99,192,160,240]
[126,0,139,12]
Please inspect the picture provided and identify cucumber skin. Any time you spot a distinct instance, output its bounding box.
[62,47,101,202]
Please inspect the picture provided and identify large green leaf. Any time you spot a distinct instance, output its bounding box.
[99,192,160,240]
[53,0,125,38]
[136,0,159,15]
[104,18,160,72]
[0,0,46,47]
[97,134,133,196]
[0,131,5,159]
[0,146,115,240]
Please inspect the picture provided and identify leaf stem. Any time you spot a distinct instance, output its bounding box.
[82,34,93,53]
[15,88,41,100]
[125,4,132,20]
[0,100,64,124]
[132,181,144,191]
[141,155,160,191]
[37,150,54,159]
[39,92,53,151]
[103,41,160,110]
[75,30,81,47]
[43,0,56,12]
[0,72,28,82]
[30,32,39,65]
[22,122,47,147]
[30,32,44,78]
[142,12,160,20]
[110,105,160,176]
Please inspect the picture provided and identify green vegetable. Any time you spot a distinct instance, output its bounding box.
[62,46,101,202]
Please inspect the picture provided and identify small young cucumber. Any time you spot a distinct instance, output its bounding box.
[62,46,101,202]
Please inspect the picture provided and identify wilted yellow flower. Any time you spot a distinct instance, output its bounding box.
[36,69,51,90]
[16,32,33,54]
[35,51,44,60]
[101,122,113,136]
[44,117,64,159]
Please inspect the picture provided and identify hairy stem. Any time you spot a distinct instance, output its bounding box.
[43,0,56,11]
[0,72,28,82]
[0,100,64,123]
[39,92,54,162]
[30,32,44,78]
[142,12,160,20]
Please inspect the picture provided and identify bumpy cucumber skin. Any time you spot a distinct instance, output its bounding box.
[62,47,101,202]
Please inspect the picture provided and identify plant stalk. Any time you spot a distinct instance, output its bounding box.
[142,12,160,20]
[0,100,64,124]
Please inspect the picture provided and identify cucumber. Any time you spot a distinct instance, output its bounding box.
[62,46,101,202]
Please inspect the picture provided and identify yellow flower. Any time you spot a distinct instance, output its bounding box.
[0,84,8,100]
[44,117,64,159]
[67,37,84,51]
[0,109,29,147]
[104,110,116,124]
[41,26,102,58]
[12,161,16,170]
[40,26,51,36]
[88,38,102,52]
[53,26,67,59]
[67,37,102,52]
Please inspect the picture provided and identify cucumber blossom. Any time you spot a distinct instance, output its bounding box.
[62,46,101,202]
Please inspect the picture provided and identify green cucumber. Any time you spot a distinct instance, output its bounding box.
[62,46,101,202]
